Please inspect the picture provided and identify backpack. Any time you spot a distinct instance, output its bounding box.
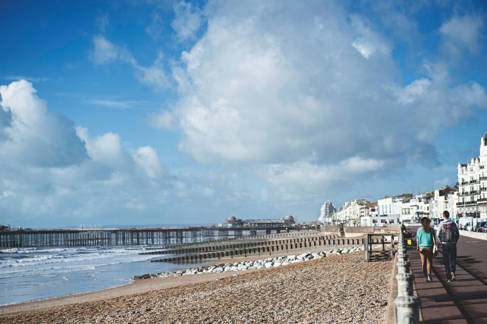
[441,222,458,243]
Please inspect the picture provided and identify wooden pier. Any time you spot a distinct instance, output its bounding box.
[0,225,300,248]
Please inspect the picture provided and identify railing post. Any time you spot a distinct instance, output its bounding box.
[394,295,420,324]
[395,227,420,324]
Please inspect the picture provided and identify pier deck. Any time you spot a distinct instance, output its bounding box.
[0,225,302,248]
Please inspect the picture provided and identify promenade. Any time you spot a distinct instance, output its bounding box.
[410,233,487,323]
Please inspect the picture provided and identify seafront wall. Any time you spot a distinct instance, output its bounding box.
[459,230,487,240]
[321,225,399,234]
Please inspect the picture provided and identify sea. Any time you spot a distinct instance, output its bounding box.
[0,246,202,306]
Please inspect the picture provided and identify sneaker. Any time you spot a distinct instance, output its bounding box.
[427,276,433,282]
[451,272,456,281]
[447,279,452,283]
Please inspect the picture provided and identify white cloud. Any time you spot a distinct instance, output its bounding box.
[90,36,168,90]
[133,52,169,90]
[149,109,176,129]
[267,157,384,186]
[164,1,484,167]
[0,80,87,167]
[90,35,120,64]
[0,80,266,226]
[0,80,178,225]
[265,156,384,200]
[132,146,162,178]
[350,15,392,59]
[352,40,374,59]
[86,99,148,109]
[171,1,203,41]
[150,0,487,198]
[440,15,484,55]
[394,78,431,104]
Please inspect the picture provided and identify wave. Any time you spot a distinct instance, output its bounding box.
[0,247,156,278]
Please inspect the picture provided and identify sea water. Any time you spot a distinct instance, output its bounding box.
[0,246,199,306]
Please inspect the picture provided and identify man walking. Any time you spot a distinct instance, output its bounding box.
[438,211,460,282]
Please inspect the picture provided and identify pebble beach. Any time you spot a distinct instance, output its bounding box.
[1,251,392,323]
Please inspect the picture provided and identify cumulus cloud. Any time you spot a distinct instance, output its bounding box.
[0,80,87,167]
[132,146,162,178]
[440,14,484,55]
[350,15,392,59]
[267,157,384,186]
[0,80,178,225]
[147,0,487,199]
[0,80,270,226]
[149,109,176,129]
[164,2,484,168]
[171,1,203,41]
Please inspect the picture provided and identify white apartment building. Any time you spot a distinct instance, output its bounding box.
[318,201,336,224]
[429,187,458,220]
[369,202,378,217]
[378,196,403,223]
[401,194,431,223]
[457,132,487,219]
[335,199,370,225]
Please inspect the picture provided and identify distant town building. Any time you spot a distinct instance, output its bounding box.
[335,199,370,225]
[401,193,431,223]
[378,196,403,223]
[0,225,10,231]
[318,201,336,224]
[368,202,378,217]
[430,186,458,220]
[457,132,487,219]
[225,216,296,228]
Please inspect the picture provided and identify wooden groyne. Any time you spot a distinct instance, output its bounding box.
[145,231,326,255]
[0,225,302,248]
[151,234,365,263]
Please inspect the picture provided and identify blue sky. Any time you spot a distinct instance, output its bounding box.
[0,0,486,227]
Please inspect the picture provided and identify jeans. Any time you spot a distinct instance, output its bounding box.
[442,243,457,279]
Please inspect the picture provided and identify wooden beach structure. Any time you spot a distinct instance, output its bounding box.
[0,224,304,248]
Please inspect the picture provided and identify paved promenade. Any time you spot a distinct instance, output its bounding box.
[409,234,487,323]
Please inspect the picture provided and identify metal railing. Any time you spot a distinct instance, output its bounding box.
[394,230,420,323]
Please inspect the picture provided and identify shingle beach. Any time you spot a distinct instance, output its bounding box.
[1,252,392,323]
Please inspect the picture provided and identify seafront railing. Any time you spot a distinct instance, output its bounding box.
[394,230,420,323]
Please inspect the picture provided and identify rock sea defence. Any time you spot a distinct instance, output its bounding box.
[134,246,364,280]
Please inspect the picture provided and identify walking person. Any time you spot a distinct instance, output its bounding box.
[438,211,459,283]
[416,217,437,282]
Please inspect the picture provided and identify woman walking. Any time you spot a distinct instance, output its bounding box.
[416,217,437,282]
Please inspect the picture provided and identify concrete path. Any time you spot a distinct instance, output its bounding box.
[409,235,487,323]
